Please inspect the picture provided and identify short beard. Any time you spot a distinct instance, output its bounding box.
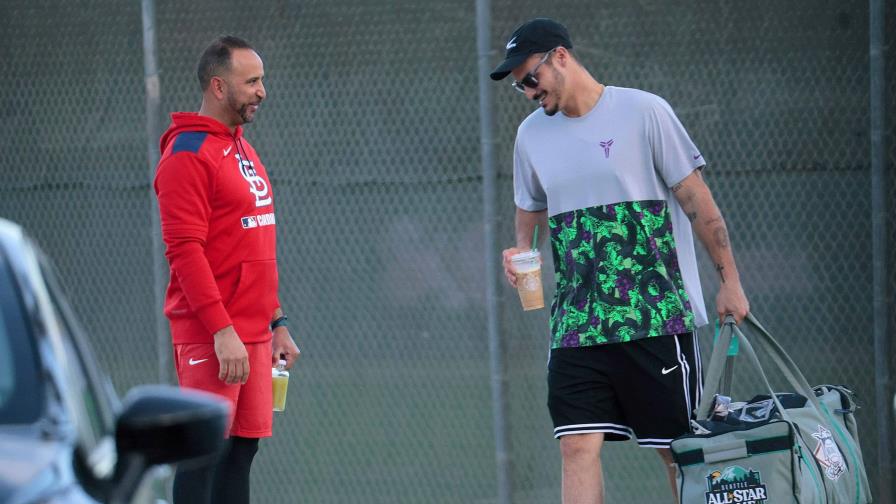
[543,66,564,116]
[237,104,254,124]
[226,91,255,124]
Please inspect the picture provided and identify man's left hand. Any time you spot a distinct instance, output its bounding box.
[272,327,301,369]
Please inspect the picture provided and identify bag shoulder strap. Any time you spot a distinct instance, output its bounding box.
[699,314,827,418]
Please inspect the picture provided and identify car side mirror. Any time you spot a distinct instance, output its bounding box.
[104,385,229,504]
[103,385,230,504]
[115,385,229,465]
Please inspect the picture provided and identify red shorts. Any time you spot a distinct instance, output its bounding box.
[174,340,274,438]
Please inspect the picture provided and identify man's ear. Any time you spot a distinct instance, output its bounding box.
[554,47,571,68]
[209,76,227,100]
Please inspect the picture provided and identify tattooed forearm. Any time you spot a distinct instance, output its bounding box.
[713,226,730,249]
[715,263,726,283]
[678,190,697,219]
[703,216,730,248]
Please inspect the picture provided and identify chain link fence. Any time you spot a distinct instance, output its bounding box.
[0,0,893,502]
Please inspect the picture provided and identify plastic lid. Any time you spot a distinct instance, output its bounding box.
[510,249,540,262]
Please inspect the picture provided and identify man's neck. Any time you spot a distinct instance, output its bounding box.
[561,71,604,118]
[198,101,238,134]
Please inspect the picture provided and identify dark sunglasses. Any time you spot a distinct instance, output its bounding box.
[511,48,558,93]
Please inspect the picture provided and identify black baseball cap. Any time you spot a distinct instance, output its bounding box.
[490,18,573,81]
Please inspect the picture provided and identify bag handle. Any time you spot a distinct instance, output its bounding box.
[739,314,834,415]
[697,318,737,418]
[723,322,802,425]
[697,316,805,422]
[698,314,826,419]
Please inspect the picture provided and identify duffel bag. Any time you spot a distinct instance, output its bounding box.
[670,314,871,503]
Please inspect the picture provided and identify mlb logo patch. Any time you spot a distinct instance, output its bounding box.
[241,216,258,229]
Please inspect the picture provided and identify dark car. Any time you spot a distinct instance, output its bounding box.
[0,218,229,504]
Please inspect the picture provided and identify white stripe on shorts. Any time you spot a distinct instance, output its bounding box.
[674,335,692,424]
[637,437,674,448]
[553,423,634,439]
[693,333,703,411]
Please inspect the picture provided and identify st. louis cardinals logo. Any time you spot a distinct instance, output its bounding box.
[235,153,272,207]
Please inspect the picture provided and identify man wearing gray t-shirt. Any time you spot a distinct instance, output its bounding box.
[491,18,750,504]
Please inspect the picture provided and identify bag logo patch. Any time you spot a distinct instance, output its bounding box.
[812,425,845,481]
[705,466,768,504]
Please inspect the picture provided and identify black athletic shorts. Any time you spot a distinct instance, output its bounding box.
[547,332,702,448]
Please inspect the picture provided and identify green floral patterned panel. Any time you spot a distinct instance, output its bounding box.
[548,200,694,348]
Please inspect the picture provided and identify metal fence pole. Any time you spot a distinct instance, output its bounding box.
[140,0,171,385]
[476,1,512,502]
[869,0,892,502]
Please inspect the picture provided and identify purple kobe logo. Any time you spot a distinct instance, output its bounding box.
[599,139,614,158]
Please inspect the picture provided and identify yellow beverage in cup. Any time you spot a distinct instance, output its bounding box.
[272,359,289,412]
[511,250,544,311]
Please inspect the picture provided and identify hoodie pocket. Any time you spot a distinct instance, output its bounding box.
[226,259,279,334]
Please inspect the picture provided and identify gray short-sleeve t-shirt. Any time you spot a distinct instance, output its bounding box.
[513,86,708,348]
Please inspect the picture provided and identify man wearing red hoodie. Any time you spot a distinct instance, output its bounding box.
[154,36,299,504]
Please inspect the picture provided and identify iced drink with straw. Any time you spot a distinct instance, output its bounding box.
[511,225,545,310]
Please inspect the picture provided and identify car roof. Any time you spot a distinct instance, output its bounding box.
[0,218,29,273]
[0,218,24,244]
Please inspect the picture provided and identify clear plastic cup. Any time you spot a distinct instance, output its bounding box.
[511,250,544,311]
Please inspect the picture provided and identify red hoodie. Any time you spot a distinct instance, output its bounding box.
[154,112,279,345]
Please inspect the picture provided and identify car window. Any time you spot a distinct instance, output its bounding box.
[37,255,117,444]
[0,252,43,424]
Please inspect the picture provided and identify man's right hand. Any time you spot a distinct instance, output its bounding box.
[502,247,528,288]
[213,326,249,385]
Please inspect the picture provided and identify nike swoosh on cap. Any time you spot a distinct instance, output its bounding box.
[506,37,517,50]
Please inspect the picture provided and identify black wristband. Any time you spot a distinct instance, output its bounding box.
[271,316,288,330]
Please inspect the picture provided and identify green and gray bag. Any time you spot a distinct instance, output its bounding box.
[670,314,871,503]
